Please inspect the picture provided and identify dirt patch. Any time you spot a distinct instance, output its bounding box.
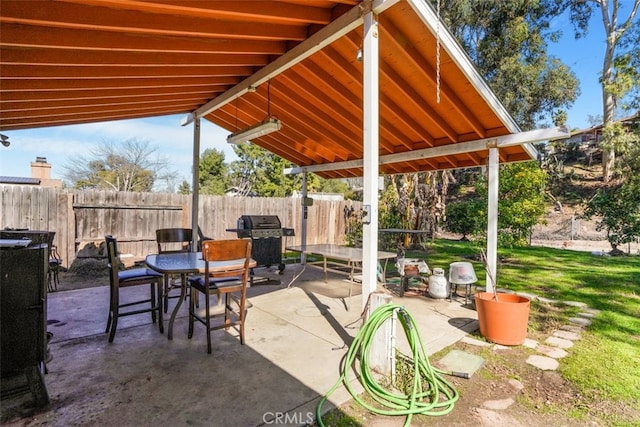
[530,238,640,255]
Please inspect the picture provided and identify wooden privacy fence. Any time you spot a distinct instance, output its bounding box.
[0,185,361,268]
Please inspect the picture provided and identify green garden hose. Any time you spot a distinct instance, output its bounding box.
[316,303,459,427]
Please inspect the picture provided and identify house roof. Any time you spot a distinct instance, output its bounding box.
[0,0,555,179]
[571,112,640,136]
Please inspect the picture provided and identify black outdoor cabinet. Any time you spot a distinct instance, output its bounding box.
[0,244,50,408]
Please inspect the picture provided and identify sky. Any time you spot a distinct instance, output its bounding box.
[0,9,619,185]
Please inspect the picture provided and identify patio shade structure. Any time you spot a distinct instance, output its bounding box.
[0,0,569,310]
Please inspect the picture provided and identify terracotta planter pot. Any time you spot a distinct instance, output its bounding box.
[475,292,530,345]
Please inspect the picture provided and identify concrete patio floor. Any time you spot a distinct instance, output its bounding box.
[2,263,479,426]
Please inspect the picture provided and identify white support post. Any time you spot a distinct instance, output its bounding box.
[300,171,308,264]
[486,145,499,292]
[191,118,201,252]
[361,10,380,313]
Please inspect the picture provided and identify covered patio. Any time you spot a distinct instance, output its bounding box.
[0,0,569,309]
[1,1,569,423]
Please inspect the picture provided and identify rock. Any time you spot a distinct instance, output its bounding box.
[526,355,559,370]
[564,301,588,308]
[568,317,592,327]
[474,408,524,426]
[553,330,581,341]
[482,397,515,410]
[461,336,491,347]
[545,336,574,349]
[508,379,524,392]
[536,345,568,359]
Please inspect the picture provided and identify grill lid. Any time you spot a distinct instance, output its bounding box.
[240,215,281,229]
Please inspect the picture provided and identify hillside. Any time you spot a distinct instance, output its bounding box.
[446,158,640,254]
[532,161,606,240]
[536,159,640,253]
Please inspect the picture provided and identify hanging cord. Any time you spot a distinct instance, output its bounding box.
[316,303,459,427]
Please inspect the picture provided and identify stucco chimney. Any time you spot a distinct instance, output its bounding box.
[31,157,51,180]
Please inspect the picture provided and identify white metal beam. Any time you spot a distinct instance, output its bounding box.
[284,126,569,175]
[372,0,401,14]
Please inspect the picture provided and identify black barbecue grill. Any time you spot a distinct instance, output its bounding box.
[234,215,294,274]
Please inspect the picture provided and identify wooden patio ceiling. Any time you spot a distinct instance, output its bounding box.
[0,0,542,179]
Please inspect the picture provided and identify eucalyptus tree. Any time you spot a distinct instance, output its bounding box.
[564,0,639,182]
[434,0,580,130]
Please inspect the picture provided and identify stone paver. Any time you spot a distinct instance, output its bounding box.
[526,354,559,370]
[568,317,592,327]
[482,397,515,410]
[545,336,574,349]
[578,311,597,319]
[475,408,524,426]
[461,336,491,347]
[522,338,538,349]
[559,324,584,333]
[564,300,588,308]
[536,344,568,359]
[553,330,581,341]
[493,344,511,351]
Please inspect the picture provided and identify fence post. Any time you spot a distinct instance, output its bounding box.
[58,192,74,269]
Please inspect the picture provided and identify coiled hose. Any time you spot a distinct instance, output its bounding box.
[316,303,459,427]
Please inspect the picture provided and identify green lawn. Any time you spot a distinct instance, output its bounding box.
[403,239,640,409]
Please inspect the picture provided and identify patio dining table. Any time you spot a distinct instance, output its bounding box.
[145,252,256,339]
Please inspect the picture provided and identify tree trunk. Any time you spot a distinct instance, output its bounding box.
[600,0,616,183]
[597,0,640,182]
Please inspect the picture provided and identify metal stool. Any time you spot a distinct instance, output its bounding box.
[448,261,478,305]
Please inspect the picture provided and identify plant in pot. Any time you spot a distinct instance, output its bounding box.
[475,251,530,345]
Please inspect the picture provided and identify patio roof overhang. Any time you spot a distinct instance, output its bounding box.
[0,0,567,180]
